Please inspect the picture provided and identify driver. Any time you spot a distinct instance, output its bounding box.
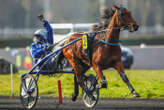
[30,14,54,64]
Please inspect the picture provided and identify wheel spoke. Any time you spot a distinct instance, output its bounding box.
[20,74,38,109]
[82,74,99,108]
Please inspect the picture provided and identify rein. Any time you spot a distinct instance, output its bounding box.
[80,25,125,47]
[80,25,126,36]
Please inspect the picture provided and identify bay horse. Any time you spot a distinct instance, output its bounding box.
[63,5,139,101]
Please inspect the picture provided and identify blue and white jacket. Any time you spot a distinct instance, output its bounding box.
[30,20,53,63]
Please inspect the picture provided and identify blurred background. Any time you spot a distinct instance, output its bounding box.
[0,0,164,71]
[1,0,164,43]
[0,0,164,28]
[1,0,164,36]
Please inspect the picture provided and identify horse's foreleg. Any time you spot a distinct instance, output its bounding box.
[115,61,140,97]
[92,65,107,88]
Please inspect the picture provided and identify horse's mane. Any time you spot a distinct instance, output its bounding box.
[90,7,115,32]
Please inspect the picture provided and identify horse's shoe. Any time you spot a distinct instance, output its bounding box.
[132,91,140,97]
[71,94,77,102]
[100,83,107,88]
[99,79,107,89]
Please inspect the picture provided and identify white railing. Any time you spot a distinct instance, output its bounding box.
[0,23,164,38]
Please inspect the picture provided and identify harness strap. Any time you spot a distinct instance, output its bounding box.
[101,40,120,46]
[84,33,96,66]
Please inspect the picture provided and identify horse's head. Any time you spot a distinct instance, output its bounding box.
[113,5,139,32]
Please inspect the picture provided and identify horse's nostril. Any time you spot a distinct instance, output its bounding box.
[133,25,139,31]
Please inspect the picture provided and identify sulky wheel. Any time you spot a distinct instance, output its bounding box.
[20,74,38,109]
[82,74,99,108]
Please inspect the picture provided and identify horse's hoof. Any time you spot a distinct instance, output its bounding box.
[100,79,107,88]
[72,95,77,102]
[100,82,107,88]
[132,91,140,97]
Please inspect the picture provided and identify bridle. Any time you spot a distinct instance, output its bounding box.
[115,7,133,31]
[96,8,132,33]
[98,8,129,46]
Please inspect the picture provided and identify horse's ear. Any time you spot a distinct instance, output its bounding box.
[120,4,124,8]
[113,5,122,15]
[113,5,120,10]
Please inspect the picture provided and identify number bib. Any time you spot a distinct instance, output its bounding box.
[82,34,88,49]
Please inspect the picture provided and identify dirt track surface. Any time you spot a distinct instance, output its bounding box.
[0,96,164,110]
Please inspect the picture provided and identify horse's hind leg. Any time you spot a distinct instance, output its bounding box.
[66,56,89,101]
[72,63,89,101]
[69,60,81,102]
[72,75,79,101]
[115,61,140,97]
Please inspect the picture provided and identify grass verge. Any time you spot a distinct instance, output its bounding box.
[0,70,164,98]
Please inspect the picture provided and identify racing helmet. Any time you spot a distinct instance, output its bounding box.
[33,29,47,41]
